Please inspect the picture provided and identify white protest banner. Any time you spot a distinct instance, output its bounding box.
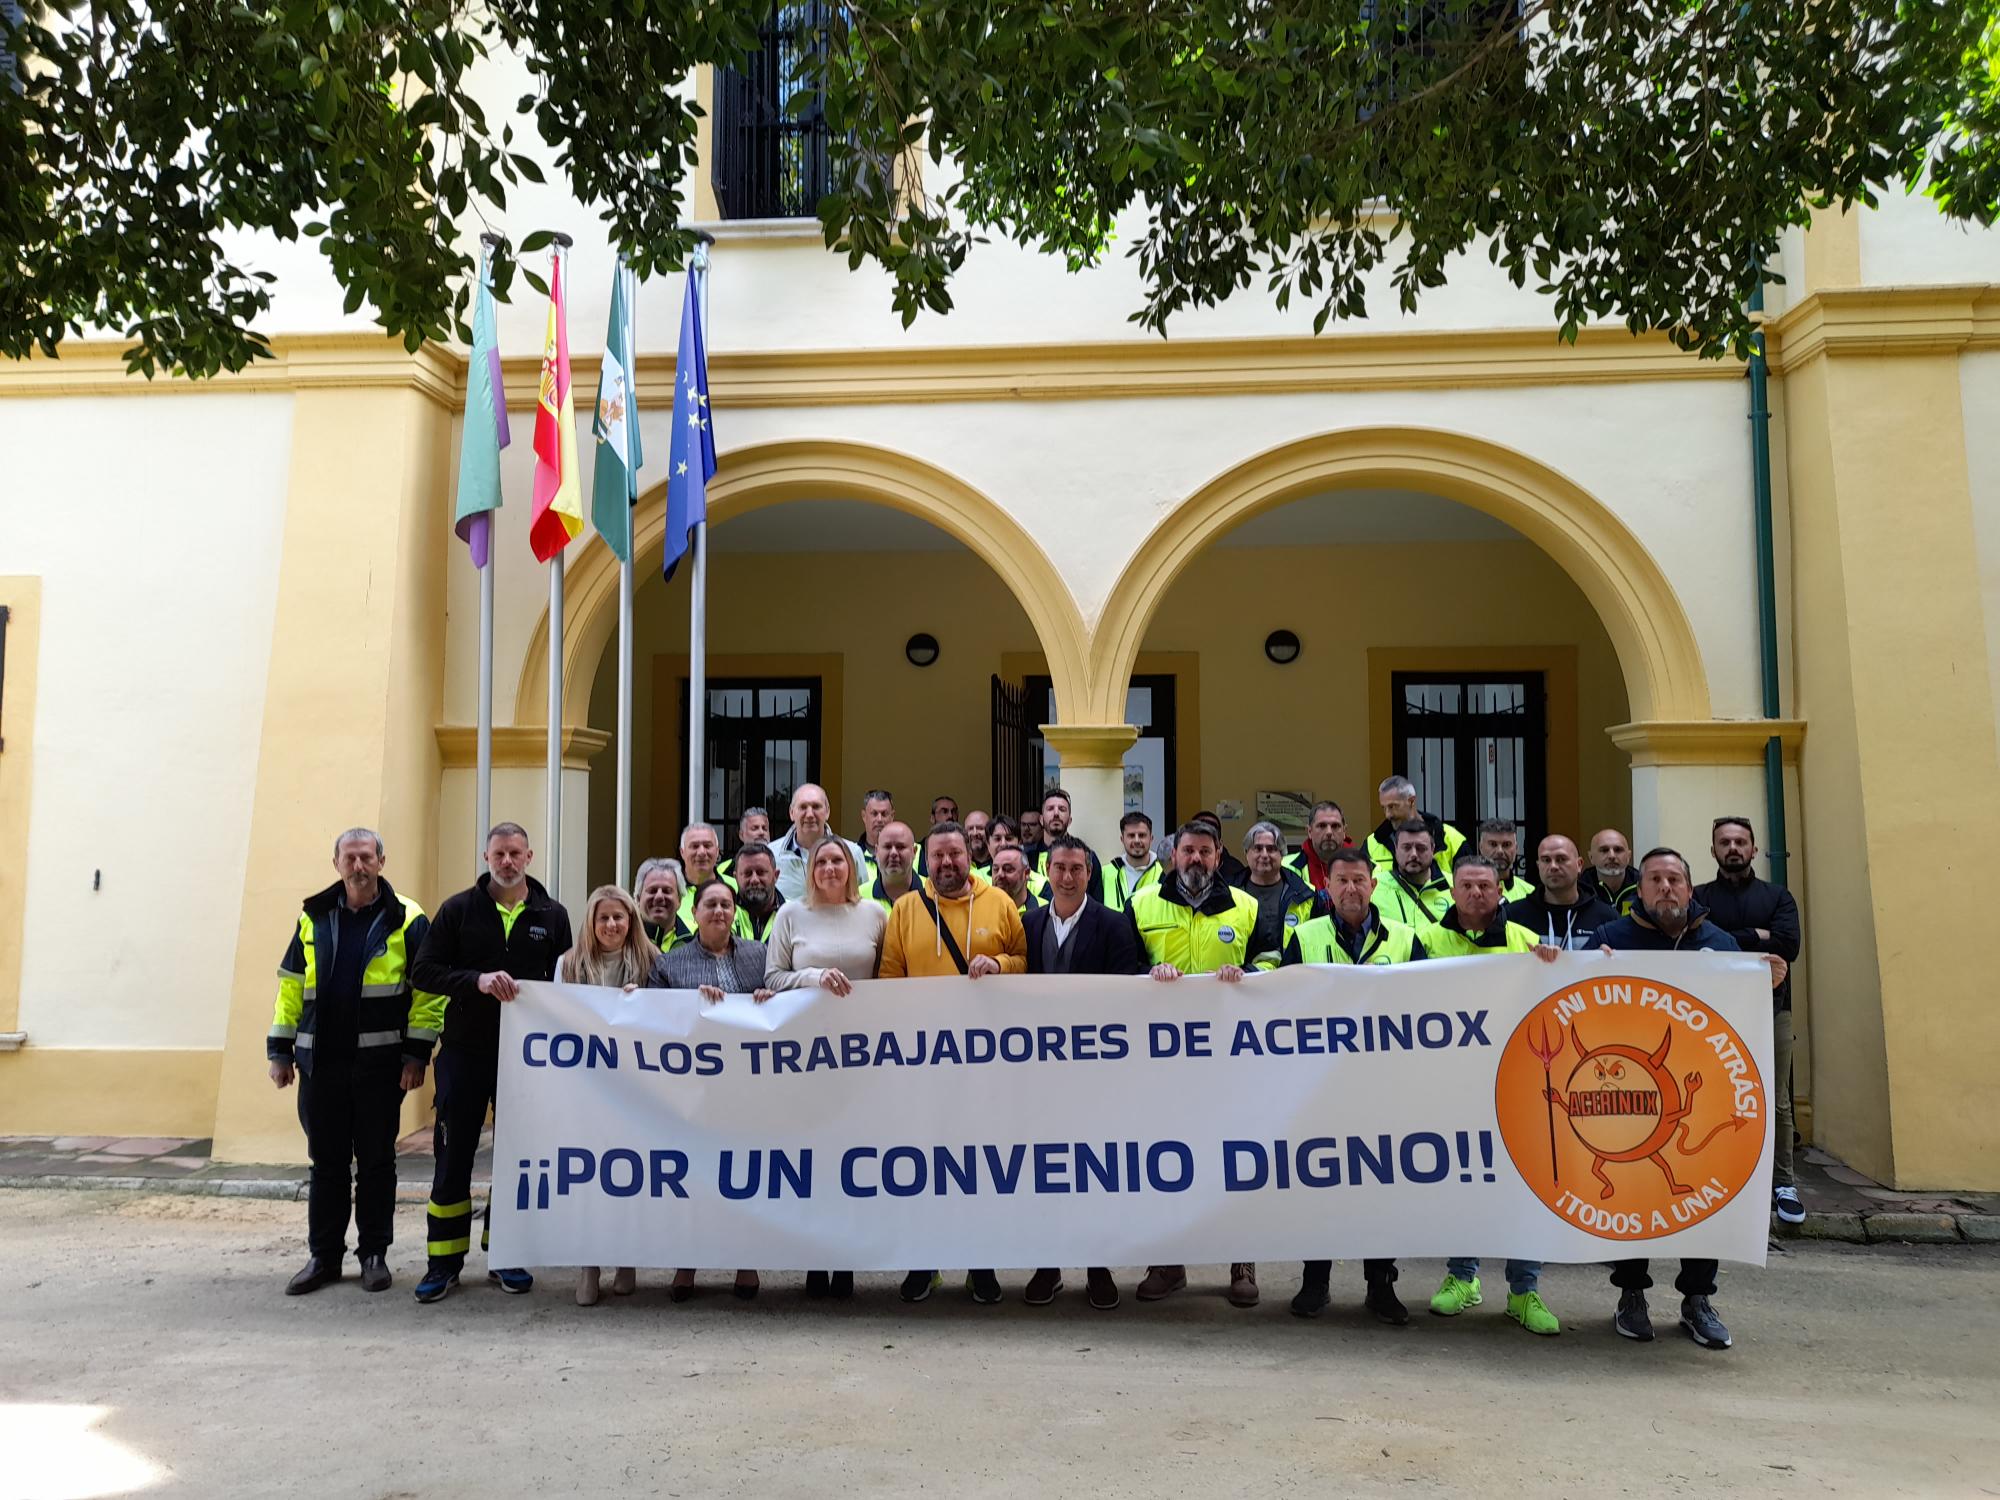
[486,953,1773,1271]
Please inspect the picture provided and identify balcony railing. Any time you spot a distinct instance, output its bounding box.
[711,3,840,220]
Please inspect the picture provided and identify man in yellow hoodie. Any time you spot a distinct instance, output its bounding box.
[879,822,1027,981]
[881,821,1027,1305]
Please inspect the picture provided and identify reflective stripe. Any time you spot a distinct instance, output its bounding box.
[405,1026,439,1042]
[356,1030,404,1048]
[276,966,305,982]
[428,1199,473,1219]
[359,983,404,999]
[427,1237,471,1256]
[267,1023,298,1040]
[294,1034,314,1049]
[301,987,316,1001]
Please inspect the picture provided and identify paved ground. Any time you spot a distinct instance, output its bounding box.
[3,1192,1997,1499]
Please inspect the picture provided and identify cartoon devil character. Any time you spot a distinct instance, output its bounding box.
[1544,1022,1746,1200]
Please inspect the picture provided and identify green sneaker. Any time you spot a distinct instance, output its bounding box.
[1506,1290,1561,1335]
[1428,1273,1482,1316]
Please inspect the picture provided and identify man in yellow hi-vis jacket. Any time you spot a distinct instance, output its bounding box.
[268,827,443,1296]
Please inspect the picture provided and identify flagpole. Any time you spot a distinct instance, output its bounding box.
[686,232,714,833]
[615,260,635,887]
[547,235,573,899]
[475,233,503,878]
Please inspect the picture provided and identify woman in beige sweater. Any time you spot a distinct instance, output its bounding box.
[763,835,886,997]
[762,835,884,1299]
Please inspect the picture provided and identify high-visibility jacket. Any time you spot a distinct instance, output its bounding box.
[734,898,783,943]
[1363,814,1466,876]
[1282,912,1427,966]
[1100,856,1164,913]
[863,870,920,914]
[1422,908,1542,957]
[270,878,443,1072]
[1230,866,1326,957]
[1500,874,1535,904]
[677,870,738,926]
[1372,864,1451,929]
[1580,864,1640,916]
[645,917,694,953]
[1127,879,1275,973]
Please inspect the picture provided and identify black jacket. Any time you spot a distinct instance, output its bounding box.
[1024,898,1145,976]
[1694,873,1801,1012]
[1579,864,1640,914]
[411,874,572,1056]
[1506,888,1620,951]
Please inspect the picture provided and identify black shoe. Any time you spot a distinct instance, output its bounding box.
[1085,1267,1120,1310]
[805,1271,831,1299]
[1679,1295,1732,1350]
[1365,1281,1410,1326]
[900,1270,938,1303]
[1290,1280,1331,1318]
[831,1271,854,1299]
[1023,1268,1063,1305]
[286,1256,340,1295]
[1614,1289,1655,1341]
[358,1255,392,1293]
[967,1269,1003,1305]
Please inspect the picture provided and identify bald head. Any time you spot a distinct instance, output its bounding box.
[1588,828,1631,882]
[1537,834,1581,898]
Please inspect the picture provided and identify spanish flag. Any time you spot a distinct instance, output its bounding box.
[528,249,584,562]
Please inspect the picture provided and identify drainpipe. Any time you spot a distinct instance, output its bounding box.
[1746,277,1789,887]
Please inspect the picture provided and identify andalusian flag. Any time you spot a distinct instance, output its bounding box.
[528,249,584,562]
[590,263,642,563]
[452,253,510,567]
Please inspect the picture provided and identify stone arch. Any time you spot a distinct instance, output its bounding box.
[1082,426,1711,726]
[514,438,1090,728]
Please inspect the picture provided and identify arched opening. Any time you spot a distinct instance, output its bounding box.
[509,440,1087,888]
[1071,428,1710,862]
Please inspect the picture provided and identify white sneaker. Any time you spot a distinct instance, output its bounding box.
[1773,1185,1805,1225]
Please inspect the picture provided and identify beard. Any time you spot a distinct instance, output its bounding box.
[1177,864,1214,903]
[739,885,774,914]
[1649,898,1688,928]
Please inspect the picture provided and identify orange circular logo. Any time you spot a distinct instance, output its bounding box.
[1495,974,1767,1240]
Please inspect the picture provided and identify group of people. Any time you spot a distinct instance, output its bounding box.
[267,773,1798,1353]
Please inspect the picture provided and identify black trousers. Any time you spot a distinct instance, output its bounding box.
[425,1047,499,1273]
[297,1055,405,1261]
[1609,1258,1719,1298]
[1302,1259,1398,1285]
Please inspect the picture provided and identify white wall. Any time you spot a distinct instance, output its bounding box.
[1859,189,2000,287]
[0,394,293,1047]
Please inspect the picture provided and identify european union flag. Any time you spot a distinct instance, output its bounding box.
[664,267,715,582]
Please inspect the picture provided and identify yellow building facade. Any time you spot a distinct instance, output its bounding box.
[1,112,1996,1188]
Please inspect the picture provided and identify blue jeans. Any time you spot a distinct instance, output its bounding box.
[1447,1257,1540,1294]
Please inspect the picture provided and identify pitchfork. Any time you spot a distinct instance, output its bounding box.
[1528,1014,1562,1186]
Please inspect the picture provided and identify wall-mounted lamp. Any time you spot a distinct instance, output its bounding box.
[905,633,941,668]
[1264,629,1301,665]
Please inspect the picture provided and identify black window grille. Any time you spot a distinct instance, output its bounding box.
[1390,671,1547,878]
[679,678,823,855]
[712,4,840,220]
[1360,0,1520,117]
[0,1,23,94]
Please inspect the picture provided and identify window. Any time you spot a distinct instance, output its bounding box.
[1391,671,1547,876]
[679,679,822,854]
[711,4,840,220]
